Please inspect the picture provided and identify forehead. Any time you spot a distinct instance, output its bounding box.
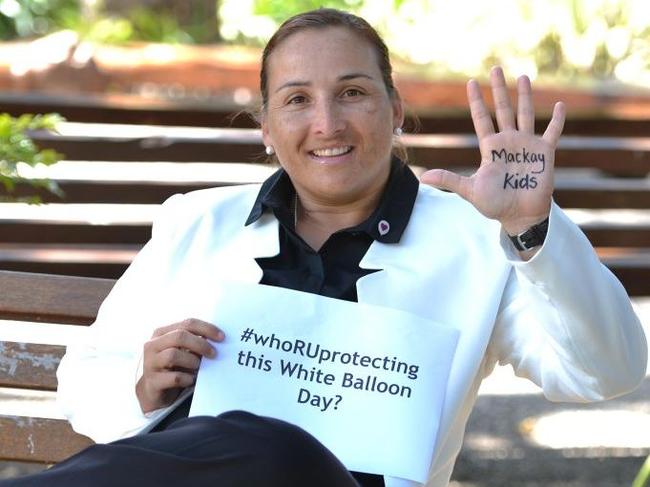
[265,27,381,88]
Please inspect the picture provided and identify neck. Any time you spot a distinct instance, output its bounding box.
[295,190,382,250]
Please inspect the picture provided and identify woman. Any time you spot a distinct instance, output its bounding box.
[8,7,647,487]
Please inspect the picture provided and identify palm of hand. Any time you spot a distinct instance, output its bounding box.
[469,131,555,224]
[421,67,565,234]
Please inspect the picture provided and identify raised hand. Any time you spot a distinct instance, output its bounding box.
[136,318,224,413]
[420,66,565,236]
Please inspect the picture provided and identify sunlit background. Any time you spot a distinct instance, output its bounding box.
[0,0,649,88]
[221,0,650,89]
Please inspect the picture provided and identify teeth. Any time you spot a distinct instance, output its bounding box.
[312,146,351,157]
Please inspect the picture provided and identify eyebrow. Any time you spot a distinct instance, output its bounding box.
[274,73,375,93]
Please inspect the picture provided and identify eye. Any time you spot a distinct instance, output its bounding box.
[342,88,363,98]
[287,95,307,105]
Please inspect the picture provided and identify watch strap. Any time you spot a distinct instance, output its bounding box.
[508,217,549,251]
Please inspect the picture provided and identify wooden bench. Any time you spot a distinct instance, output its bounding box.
[0,270,113,464]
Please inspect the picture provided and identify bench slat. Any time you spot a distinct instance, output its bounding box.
[0,222,150,244]
[0,91,256,128]
[0,342,65,391]
[0,271,114,324]
[30,131,650,175]
[0,248,648,294]
[3,91,650,136]
[5,178,650,209]
[2,220,650,248]
[0,261,127,279]
[0,415,92,464]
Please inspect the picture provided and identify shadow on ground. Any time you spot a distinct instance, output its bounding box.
[451,378,650,486]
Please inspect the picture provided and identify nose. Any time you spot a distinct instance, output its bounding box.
[311,98,345,137]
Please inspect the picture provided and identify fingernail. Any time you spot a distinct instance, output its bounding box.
[209,347,217,358]
[216,331,225,341]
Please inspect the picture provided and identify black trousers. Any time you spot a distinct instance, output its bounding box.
[1,411,362,487]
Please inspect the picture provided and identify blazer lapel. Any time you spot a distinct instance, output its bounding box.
[355,188,507,458]
[217,212,280,284]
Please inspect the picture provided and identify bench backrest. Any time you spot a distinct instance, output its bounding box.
[0,270,115,463]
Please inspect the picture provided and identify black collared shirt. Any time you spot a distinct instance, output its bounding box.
[248,158,419,302]
[154,159,420,487]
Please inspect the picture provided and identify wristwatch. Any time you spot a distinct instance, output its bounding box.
[508,217,549,251]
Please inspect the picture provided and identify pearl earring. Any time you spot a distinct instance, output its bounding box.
[393,127,403,137]
[265,146,275,156]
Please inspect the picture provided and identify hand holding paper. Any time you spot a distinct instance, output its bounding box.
[136,318,224,413]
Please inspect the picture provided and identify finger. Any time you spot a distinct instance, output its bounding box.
[420,169,473,202]
[152,370,196,390]
[153,318,224,342]
[542,101,566,147]
[490,66,516,132]
[153,347,203,372]
[467,79,495,142]
[516,75,534,134]
[149,328,216,358]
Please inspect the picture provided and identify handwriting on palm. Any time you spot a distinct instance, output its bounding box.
[421,67,566,234]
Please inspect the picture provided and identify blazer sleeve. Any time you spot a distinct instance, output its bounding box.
[487,202,647,402]
[56,194,190,443]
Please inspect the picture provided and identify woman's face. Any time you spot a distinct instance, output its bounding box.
[261,27,403,205]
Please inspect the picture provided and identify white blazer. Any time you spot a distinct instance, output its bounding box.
[56,184,648,487]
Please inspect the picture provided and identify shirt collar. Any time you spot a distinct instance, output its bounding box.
[245,157,419,244]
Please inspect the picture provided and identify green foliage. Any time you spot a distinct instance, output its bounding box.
[0,0,647,88]
[0,113,64,203]
[80,16,134,44]
[128,7,193,43]
[632,455,650,487]
[81,7,202,45]
[253,0,363,22]
[0,0,81,40]
[534,32,563,75]
[0,0,219,44]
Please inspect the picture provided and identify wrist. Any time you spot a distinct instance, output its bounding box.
[501,213,549,236]
[136,377,156,414]
[506,216,549,252]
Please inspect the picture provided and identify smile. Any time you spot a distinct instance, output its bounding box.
[309,146,353,157]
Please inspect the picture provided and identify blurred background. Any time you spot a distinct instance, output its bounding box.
[0,1,649,486]
[0,0,649,109]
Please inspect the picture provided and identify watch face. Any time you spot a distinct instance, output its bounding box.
[522,234,539,248]
[511,235,529,251]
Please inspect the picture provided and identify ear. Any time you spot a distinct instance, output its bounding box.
[391,89,405,131]
[260,111,272,149]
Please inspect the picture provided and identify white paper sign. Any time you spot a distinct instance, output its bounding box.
[189,282,459,483]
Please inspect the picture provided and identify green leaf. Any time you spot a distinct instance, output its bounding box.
[34,149,63,166]
[632,454,650,487]
[0,112,65,202]
[0,174,16,192]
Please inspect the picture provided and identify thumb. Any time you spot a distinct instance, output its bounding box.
[420,169,472,201]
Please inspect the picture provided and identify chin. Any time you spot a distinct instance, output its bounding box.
[314,181,375,203]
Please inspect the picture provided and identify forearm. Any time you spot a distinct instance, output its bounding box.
[492,202,647,401]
